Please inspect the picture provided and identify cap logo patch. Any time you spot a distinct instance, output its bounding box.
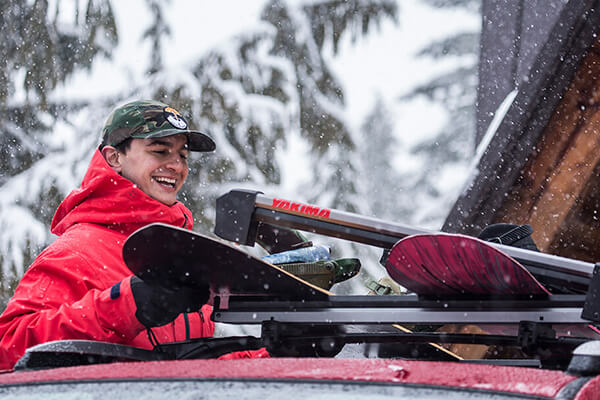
[164,106,187,130]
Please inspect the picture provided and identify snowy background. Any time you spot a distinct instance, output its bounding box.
[0,0,480,308]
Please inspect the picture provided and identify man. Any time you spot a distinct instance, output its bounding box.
[0,100,266,369]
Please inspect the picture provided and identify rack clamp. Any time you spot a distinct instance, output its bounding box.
[214,189,261,245]
[517,321,556,356]
[261,320,344,358]
[582,263,600,323]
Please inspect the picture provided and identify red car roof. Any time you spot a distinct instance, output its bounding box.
[0,358,580,398]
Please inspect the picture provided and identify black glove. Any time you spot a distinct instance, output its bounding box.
[130,276,210,328]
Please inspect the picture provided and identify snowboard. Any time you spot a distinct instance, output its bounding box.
[123,223,330,305]
[385,233,551,297]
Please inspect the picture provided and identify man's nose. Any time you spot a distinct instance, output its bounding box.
[164,155,186,170]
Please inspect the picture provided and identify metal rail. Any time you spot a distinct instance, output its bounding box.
[212,295,588,325]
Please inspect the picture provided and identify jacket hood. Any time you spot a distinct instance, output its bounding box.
[51,149,193,236]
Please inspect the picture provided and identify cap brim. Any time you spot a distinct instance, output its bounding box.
[144,129,216,152]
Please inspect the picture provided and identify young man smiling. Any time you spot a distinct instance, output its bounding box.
[0,100,266,369]
[102,133,190,206]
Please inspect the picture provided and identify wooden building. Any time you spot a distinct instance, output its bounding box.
[443,0,600,262]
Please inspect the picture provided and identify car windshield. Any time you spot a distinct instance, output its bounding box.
[0,379,538,400]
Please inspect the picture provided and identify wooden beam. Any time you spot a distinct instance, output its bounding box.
[546,162,600,262]
[528,111,600,250]
[497,45,600,252]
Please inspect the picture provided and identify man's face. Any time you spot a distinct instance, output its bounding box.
[117,134,190,205]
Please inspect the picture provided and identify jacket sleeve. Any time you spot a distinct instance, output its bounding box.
[218,348,270,359]
[0,247,145,370]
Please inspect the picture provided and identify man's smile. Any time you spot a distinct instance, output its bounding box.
[153,176,178,189]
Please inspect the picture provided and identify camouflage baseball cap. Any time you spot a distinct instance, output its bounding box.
[100,100,215,152]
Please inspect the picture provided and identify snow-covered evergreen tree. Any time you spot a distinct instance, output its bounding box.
[143,0,172,75]
[400,0,480,227]
[0,0,117,184]
[0,1,118,304]
[142,0,399,226]
[0,0,482,308]
[0,0,398,305]
[359,96,406,220]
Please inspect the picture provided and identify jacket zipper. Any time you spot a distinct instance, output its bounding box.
[184,313,190,340]
[182,213,188,228]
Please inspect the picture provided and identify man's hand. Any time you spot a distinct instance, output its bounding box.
[130,276,209,328]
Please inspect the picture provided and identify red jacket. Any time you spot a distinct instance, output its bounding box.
[0,149,266,369]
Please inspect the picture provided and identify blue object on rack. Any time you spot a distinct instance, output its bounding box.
[262,245,331,265]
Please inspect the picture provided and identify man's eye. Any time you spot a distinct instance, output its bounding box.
[152,150,167,155]
[180,153,188,160]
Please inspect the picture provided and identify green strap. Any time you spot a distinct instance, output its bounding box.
[366,280,393,295]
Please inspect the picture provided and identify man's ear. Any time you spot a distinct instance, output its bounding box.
[101,146,122,173]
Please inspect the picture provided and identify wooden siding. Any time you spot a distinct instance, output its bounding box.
[495,43,600,261]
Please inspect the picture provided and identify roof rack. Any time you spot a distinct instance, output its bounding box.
[213,189,595,292]
[211,189,600,323]
[211,188,600,371]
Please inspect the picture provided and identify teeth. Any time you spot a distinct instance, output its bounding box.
[154,177,176,186]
